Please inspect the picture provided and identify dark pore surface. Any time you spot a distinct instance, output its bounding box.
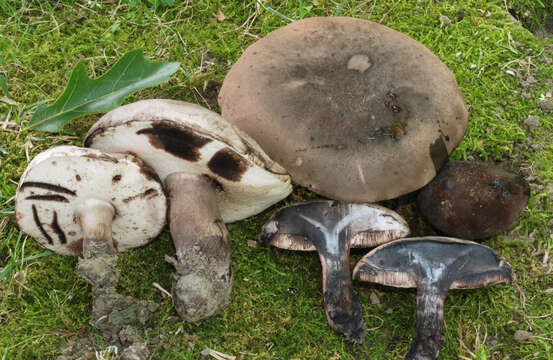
[219,17,468,202]
[355,238,513,289]
[417,162,530,239]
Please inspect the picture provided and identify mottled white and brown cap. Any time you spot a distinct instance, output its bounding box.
[259,201,410,343]
[15,146,167,257]
[219,16,468,202]
[85,99,291,222]
[353,237,513,360]
[85,99,292,322]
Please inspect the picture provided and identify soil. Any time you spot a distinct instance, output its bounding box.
[58,250,160,359]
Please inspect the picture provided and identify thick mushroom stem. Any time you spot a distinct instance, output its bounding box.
[75,199,118,295]
[319,250,366,343]
[405,284,446,360]
[165,172,232,322]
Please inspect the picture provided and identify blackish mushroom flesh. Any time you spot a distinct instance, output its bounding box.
[259,201,410,343]
[85,99,292,321]
[353,237,513,360]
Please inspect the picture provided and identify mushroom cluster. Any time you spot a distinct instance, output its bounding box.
[16,101,292,329]
[14,15,524,360]
[218,16,519,359]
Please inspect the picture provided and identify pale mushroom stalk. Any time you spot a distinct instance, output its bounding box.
[353,237,513,360]
[164,173,232,319]
[76,199,118,293]
[85,99,292,321]
[260,201,410,343]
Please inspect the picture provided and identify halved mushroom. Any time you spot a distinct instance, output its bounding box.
[85,99,292,321]
[259,201,410,342]
[15,146,167,329]
[219,16,468,203]
[353,237,513,360]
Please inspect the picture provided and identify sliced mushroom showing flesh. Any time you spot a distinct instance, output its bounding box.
[353,237,513,360]
[85,99,292,321]
[259,201,410,342]
[15,146,167,294]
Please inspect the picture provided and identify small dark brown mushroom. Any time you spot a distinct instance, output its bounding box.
[259,201,410,342]
[417,161,530,239]
[353,237,513,360]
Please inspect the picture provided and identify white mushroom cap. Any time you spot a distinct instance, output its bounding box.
[85,99,292,222]
[15,146,167,256]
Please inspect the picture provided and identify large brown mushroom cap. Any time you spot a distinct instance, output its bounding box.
[219,17,468,202]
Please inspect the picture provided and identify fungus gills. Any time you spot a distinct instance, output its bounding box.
[354,237,513,360]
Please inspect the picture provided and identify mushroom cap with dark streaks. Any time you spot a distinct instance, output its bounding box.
[219,17,468,202]
[85,99,292,223]
[353,237,513,289]
[15,146,167,256]
[417,162,530,240]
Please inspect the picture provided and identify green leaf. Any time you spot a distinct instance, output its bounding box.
[28,49,180,132]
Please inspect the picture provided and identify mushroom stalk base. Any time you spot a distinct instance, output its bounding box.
[165,173,233,322]
[320,250,366,343]
[404,285,446,360]
[76,199,118,294]
[74,199,159,333]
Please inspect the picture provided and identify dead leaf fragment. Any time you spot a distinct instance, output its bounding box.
[201,347,235,360]
[215,9,226,22]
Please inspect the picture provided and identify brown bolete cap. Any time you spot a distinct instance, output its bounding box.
[417,161,530,240]
[353,237,513,360]
[219,16,468,202]
[259,201,410,343]
[15,146,167,257]
[85,99,292,322]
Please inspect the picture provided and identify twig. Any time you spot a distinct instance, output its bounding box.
[153,282,172,298]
